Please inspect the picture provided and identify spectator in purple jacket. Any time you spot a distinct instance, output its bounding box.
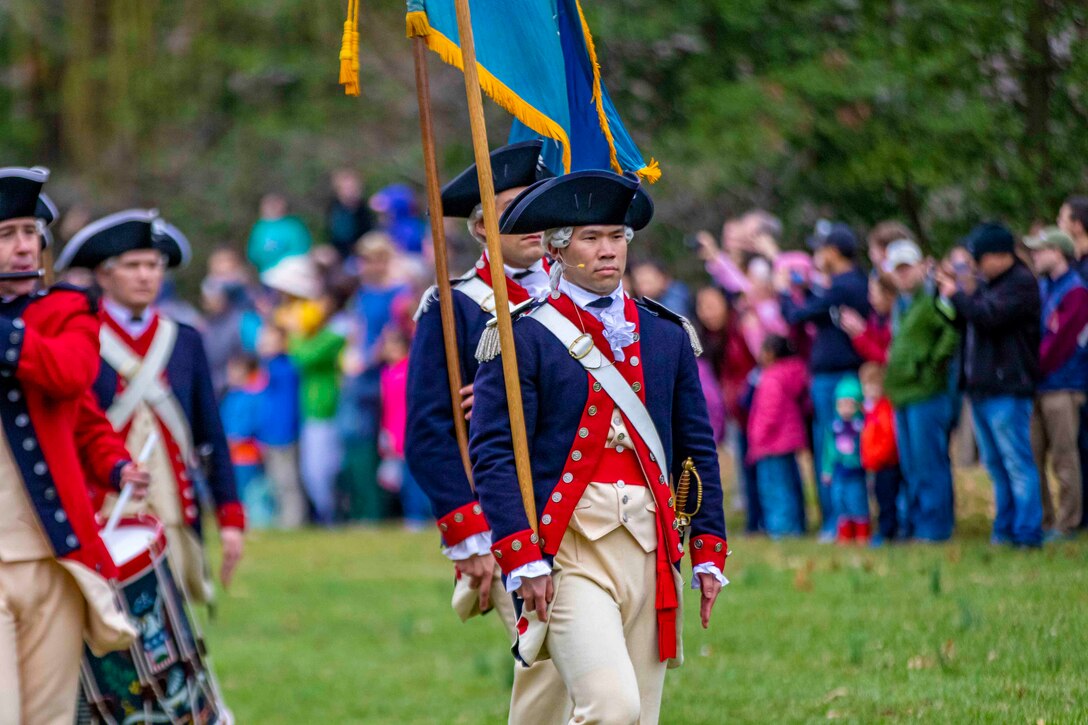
[1057,195,1088,528]
[1026,227,1088,540]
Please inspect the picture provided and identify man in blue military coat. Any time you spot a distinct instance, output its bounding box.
[56,210,245,604]
[470,170,728,724]
[406,141,570,723]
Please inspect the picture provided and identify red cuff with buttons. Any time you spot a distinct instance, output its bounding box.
[216,502,246,531]
[490,529,543,574]
[436,501,490,546]
[689,534,728,571]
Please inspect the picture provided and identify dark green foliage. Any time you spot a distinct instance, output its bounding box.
[1,0,1085,284]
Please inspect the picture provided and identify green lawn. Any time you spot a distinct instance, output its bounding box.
[203,468,1088,724]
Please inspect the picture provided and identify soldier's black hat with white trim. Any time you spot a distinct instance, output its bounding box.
[55,209,191,271]
[0,167,51,225]
[498,170,654,234]
[440,141,554,219]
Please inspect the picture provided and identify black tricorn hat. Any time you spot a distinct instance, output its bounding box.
[440,140,554,218]
[0,167,50,225]
[498,170,654,234]
[55,209,191,271]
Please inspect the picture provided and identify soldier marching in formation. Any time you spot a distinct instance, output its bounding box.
[410,160,729,723]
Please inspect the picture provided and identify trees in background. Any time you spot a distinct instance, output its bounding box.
[0,0,1085,276]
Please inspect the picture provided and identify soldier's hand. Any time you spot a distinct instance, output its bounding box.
[459,384,475,421]
[697,572,723,629]
[455,554,495,611]
[219,526,245,589]
[119,463,151,501]
[517,574,553,622]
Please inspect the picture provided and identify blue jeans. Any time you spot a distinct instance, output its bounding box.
[872,466,903,540]
[399,464,433,525]
[301,419,343,525]
[1079,399,1088,529]
[832,467,869,522]
[895,393,956,541]
[734,425,763,533]
[811,371,850,533]
[755,454,804,538]
[971,396,1043,547]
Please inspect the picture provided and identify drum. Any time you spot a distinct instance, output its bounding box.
[80,516,232,725]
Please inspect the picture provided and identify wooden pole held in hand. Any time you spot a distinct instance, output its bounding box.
[452,0,538,532]
[412,37,474,487]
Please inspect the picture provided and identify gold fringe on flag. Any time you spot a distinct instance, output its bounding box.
[339,0,360,96]
[406,10,573,174]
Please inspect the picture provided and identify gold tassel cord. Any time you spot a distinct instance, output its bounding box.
[339,0,360,96]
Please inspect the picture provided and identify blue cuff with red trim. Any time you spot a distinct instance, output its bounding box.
[491,529,543,575]
[690,534,728,571]
[437,501,490,547]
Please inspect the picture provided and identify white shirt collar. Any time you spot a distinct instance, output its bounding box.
[558,277,624,316]
[557,278,634,360]
[504,258,550,300]
[104,298,155,338]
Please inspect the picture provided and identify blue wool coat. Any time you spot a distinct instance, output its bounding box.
[405,284,491,530]
[469,298,727,571]
[92,319,240,537]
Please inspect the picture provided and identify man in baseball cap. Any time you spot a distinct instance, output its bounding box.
[782,220,870,540]
[1025,227,1088,541]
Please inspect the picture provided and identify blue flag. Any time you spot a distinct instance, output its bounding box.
[406,0,659,182]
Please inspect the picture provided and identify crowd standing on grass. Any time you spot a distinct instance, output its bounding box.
[125,172,1088,551]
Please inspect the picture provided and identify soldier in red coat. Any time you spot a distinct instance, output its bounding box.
[0,166,149,723]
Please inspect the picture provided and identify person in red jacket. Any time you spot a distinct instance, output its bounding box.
[840,273,897,365]
[0,166,148,724]
[859,363,904,544]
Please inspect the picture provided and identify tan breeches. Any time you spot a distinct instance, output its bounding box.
[0,559,84,725]
[546,525,667,725]
[490,566,572,725]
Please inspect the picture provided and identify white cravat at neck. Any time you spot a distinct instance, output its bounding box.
[557,277,635,361]
[104,298,154,339]
[505,257,550,300]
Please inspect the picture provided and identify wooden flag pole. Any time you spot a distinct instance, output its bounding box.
[452,0,538,532]
[412,37,474,486]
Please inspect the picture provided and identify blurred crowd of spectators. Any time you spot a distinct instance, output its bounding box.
[691,199,1088,548]
[174,171,1088,549]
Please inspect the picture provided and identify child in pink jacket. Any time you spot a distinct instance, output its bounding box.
[747,334,811,537]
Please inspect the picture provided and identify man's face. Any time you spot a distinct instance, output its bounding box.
[475,186,544,269]
[0,217,42,297]
[814,246,836,275]
[977,252,1013,281]
[1030,246,1063,277]
[96,249,166,311]
[868,242,886,270]
[555,225,628,296]
[891,262,923,293]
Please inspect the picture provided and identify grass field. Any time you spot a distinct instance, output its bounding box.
[202,467,1088,724]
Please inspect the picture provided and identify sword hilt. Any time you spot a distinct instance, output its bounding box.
[673,457,703,534]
